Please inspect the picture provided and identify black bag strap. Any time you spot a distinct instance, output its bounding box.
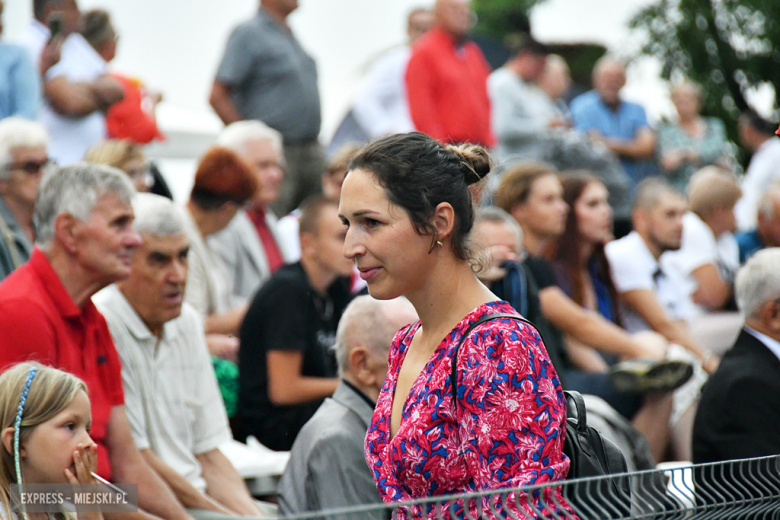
[451,312,536,412]
[564,390,589,436]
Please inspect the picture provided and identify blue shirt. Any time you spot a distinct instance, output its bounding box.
[735,229,764,264]
[571,90,656,184]
[0,42,40,120]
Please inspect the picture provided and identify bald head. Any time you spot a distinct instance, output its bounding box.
[335,296,417,377]
[592,57,626,107]
[434,0,474,39]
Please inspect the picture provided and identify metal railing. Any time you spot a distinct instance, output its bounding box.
[281,455,780,519]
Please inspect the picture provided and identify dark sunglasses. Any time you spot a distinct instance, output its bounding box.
[5,159,53,175]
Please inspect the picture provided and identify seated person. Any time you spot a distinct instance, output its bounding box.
[605,178,716,372]
[735,184,780,263]
[209,121,293,307]
[663,167,741,316]
[85,138,152,193]
[182,147,258,416]
[239,196,354,451]
[0,163,189,520]
[734,109,780,230]
[493,163,668,368]
[94,194,262,516]
[693,249,780,463]
[570,57,657,187]
[657,81,731,191]
[0,117,49,281]
[278,296,417,518]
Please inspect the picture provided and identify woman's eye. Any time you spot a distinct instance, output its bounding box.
[365,218,380,228]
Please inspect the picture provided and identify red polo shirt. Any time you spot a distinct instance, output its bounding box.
[0,248,124,479]
[405,27,495,147]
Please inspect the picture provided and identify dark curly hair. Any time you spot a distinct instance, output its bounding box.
[347,132,491,260]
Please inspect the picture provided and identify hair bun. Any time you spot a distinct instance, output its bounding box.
[446,144,492,185]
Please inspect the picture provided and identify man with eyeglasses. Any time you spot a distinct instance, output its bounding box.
[0,117,49,280]
[208,120,294,307]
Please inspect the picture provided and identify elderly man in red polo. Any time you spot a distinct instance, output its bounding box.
[0,163,192,520]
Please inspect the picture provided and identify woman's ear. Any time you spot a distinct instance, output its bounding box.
[431,202,456,242]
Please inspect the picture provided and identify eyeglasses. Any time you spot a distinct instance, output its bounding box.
[5,159,53,175]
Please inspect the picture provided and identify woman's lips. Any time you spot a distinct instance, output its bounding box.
[359,267,381,281]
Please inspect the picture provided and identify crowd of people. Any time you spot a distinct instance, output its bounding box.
[1,0,780,518]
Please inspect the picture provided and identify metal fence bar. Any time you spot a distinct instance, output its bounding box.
[281,455,780,520]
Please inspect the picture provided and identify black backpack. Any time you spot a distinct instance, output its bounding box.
[452,312,631,515]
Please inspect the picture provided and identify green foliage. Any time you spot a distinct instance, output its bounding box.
[471,0,546,40]
[630,0,780,146]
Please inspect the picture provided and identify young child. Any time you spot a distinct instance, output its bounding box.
[0,362,100,520]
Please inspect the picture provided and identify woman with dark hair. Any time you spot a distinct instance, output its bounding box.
[339,132,571,518]
[549,172,688,462]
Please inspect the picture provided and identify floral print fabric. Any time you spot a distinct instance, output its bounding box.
[365,300,573,519]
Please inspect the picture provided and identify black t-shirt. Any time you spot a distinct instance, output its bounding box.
[523,255,559,291]
[238,262,353,450]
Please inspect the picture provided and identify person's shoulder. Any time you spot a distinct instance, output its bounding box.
[488,67,514,85]
[570,90,599,110]
[605,231,641,257]
[735,229,761,248]
[254,263,309,302]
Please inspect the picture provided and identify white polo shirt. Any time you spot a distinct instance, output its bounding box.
[605,231,693,332]
[93,285,232,492]
[662,212,739,318]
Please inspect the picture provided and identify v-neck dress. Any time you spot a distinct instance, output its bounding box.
[365,301,572,519]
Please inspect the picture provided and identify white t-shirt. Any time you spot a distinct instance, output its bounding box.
[17,21,107,165]
[662,212,739,318]
[605,231,692,332]
[93,286,233,492]
[735,137,780,231]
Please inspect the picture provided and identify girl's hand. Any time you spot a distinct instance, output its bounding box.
[64,443,98,484]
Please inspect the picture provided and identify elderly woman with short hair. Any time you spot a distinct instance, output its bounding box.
[657,81,731,190]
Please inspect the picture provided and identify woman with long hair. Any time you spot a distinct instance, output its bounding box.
[549,172,686,462]
[339,133,571,519]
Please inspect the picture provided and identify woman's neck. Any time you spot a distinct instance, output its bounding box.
[405,255,495,354]
[580,241,596,264]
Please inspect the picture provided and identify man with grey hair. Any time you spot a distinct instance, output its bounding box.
[693,248,780,463]
[0,164,193,520]
[571,57,657,187]
[209,120,293,306]
[0,117,49,280]
[278,295,417,519]
[94,194,264,517]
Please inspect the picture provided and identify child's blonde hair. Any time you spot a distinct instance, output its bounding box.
[0,363,88,517]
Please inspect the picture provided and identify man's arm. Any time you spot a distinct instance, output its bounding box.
[690,263,731,310]
[140,449,232,514]
[620,289,709,362]
[204,304,248,336]
[105,406,192,520]
[195,449,263,516]
[600,127,656,159]
[538,286,664,360]
[209,81,241,125]
[266,350,338,406]
[44,75,122,116]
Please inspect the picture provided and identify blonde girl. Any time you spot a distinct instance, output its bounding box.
[0,363,99,520]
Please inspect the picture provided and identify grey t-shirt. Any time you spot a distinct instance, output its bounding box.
[215,10,321,143]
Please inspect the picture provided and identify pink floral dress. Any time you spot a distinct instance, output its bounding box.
[365,301,572,519]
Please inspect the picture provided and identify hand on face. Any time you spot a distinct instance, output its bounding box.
[64,442,98,484]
